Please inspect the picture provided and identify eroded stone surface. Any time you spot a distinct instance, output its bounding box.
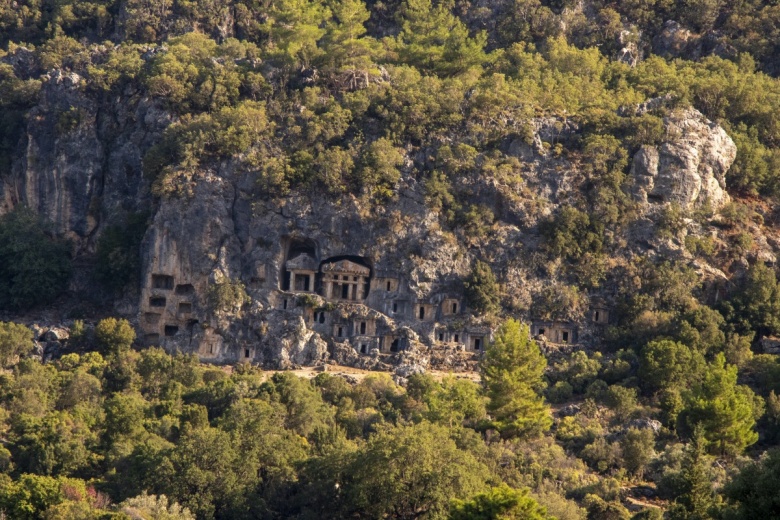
[630,108,735,211]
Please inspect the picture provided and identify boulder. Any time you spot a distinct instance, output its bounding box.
[616,30,641,67]
[760,336,780,355]
[628,418,663,434]
[43,327,70,342]
[43,341,63,361]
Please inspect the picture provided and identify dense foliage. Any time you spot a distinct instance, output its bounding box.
[0,315,776,519]
[0,207,72,311]
[0,318,564,520]
[5,0,780,517]
[5,0,780,205]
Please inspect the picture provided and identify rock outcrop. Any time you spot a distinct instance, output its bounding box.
[630,108,735,211]
[653,21,702,60]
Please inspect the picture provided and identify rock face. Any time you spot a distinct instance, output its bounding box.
[130,162,495,368]
[0,53,749,370]
[630,108,735,211]
[258,315,329,368]
[0,59,167,247]
[652,21,702,59]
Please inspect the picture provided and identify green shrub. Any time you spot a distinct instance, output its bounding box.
[464,260,500,316]
[95,318,136,354]
[207,279,250,313]
[547,381,574,403]
[0,207,72,311]
[0,321,33,367]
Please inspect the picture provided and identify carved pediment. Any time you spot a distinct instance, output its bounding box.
[322,259,370,276]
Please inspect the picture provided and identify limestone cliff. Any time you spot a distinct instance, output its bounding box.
[0,54,760,370]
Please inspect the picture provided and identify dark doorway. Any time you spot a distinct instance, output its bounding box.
[295,274,311,291]
[150,297,166,307]
[175,284,195,295]
[152,274,174,290]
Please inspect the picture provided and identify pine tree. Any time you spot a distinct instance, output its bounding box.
[449,484,552,520]
[683,354,763,457]
[723,262,780,336]
[668,428,717,520]
[394,0,488,76]
[261,0,331,69]
[319,0,379,88]
[464,260,500,316]
[480,319,551,439]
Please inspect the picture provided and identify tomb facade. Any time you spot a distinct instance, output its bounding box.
[321,259,371,301]
[592,305,610,325]
[285,253,318,293]
[440,298,461,317]
[532,320,578,344]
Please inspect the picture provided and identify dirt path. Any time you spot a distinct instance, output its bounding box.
[221,364,480,383]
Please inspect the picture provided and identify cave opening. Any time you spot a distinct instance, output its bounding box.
[282,237,318,290]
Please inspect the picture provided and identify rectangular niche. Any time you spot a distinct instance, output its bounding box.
[152,274,175,290]
[149,296,166,307]
[178,302,192,314]
[175,283,195,296]
[442,298,460,316]
[145,334,160,345]
[164,325,179,337]
[144,312,161,325]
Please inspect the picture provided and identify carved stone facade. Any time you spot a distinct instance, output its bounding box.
[137,233,610,367]
[140,272,199,347]
[532,320,578,345]
[286,253,318,293]
[321,259,370,301]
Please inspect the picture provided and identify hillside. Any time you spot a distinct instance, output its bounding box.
[3,0,780,518]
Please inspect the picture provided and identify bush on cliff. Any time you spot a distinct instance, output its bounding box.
[0,207,72,311]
